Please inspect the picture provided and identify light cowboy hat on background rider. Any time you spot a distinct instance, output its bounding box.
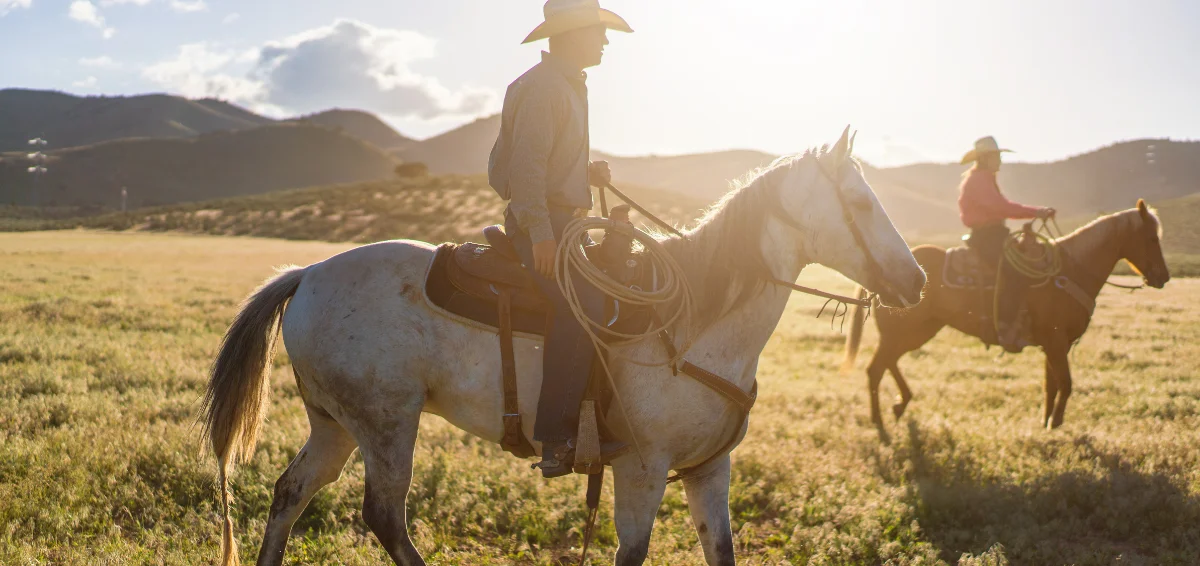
[521,0,633,45]
[960,135,1013,164]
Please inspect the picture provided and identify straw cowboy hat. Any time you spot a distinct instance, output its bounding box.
[960,136,1014,164]
[522,0,633,44]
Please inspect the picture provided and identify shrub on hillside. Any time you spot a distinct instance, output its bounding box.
[394,162,429,178]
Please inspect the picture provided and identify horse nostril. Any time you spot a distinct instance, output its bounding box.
[911,271,927,294]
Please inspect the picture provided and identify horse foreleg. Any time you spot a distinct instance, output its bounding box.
[612,456,670,566]
[889,363,913,421]
[257,408,357,566]
[681,455,735,566]
[867,355,889,441]
[1042,356,1060,429]
[360,414,425,566]
[1045,344,1073,429]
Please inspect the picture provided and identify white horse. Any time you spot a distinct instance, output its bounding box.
[201,127,926,566]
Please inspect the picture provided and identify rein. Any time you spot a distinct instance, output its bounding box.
[603,182,876,310]
[1035,217,1147,292]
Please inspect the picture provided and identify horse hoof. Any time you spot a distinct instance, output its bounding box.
[892,403,906,421]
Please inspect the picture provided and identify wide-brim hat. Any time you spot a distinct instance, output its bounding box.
[522,0,633,44]
[960,136,1013,164]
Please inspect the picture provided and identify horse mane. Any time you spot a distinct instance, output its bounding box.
[659,147,828,331]
[1057,206,1161,260]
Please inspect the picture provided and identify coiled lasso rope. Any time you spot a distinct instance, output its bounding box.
[554,216,697,463]
[994,219,1063,329]
[1002,221,1063,280]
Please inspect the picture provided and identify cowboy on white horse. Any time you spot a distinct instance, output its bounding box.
[488,0,634,478]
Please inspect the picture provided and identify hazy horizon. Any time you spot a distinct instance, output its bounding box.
[3,0,1198,166]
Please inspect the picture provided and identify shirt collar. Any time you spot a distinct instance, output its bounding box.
[541,51,587,83]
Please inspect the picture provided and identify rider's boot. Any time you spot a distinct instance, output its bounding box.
[534,438,631,479]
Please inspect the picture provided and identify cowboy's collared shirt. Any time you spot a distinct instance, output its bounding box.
[958,168,1041,228]
[488,51,592,243]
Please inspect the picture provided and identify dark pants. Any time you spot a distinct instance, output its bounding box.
[968,224,1031,343]
[505,208,605,442]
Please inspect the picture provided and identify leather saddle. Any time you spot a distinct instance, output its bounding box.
[424,214,650,467]
[942,241,995,289]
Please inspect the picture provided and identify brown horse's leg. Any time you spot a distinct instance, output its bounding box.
[867,349,891,439]
[886,320,945,421]
[890,363,913,421]
[1042,356,1059,429]
[1045,344,1073,429]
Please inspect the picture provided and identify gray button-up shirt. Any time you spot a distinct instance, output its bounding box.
[488,51,592,243]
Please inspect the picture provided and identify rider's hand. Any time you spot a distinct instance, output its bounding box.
[588,160,612,188]
[1037,207,1056,219]
[532,239,557,280]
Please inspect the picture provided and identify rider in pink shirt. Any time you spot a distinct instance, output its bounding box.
[957,136,1054,353]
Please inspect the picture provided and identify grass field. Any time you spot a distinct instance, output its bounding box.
[2,231,1198,565]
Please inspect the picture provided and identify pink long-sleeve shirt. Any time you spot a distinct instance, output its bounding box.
[957,168,1040,228]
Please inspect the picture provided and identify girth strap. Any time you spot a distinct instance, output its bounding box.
[654,318,757,484]
[498,289,536,458]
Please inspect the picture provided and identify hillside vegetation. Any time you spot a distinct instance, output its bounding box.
[0,175,709,245]
[1,231,1198,564]
[0,124,399,209]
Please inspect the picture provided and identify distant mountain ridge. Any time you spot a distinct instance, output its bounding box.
[293,109,415,150]
[0,123,398,208]
[0,89,273,152]
[2,88,1197,237]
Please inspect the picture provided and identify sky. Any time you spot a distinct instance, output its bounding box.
[2,0,1199,166]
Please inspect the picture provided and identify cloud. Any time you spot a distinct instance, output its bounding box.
[249,20,497,119]
[141,19,497,121]
[221,11,238,24]
[79,55,121,69]
[68,0,115,38]
[73,76,98,88]
[0,0,32,17]
[142,43,267,106]
[169,0,205,13]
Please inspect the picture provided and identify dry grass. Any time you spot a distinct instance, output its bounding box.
[1,231,1198,565]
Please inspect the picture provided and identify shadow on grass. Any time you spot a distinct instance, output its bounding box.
[902,420,1200,565]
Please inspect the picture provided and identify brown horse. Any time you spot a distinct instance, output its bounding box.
[843,200,1170,438]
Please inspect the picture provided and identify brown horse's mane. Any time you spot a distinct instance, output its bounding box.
[1055,206,1161,263]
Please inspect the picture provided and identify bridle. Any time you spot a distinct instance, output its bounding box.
[599,154,888,321]
[765,156,886,311]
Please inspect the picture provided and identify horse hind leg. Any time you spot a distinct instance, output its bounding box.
[359,408,425,566]
[257,407,358,566]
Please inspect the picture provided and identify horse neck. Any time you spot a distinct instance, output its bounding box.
[1058,212,1130,295]
[667,176,810,378]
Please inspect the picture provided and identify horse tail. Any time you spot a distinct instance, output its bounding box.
[200,265,306,566]
[841,286,869,373]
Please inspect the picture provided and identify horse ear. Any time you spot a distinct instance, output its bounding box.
[849,131,857,156]
[1137,198,1149,218]
[832,125,851,164]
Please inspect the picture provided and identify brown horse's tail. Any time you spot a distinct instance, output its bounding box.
[199,265,306,566]
[841,286,869,373]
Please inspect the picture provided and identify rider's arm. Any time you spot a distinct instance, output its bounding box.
[972,175,1042,220]
[506,87,560,244]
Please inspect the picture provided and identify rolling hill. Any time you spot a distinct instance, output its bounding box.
[393,114,501,175]
[0,123,399,208]
[293,109,414,150]
[0,89,273,152]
